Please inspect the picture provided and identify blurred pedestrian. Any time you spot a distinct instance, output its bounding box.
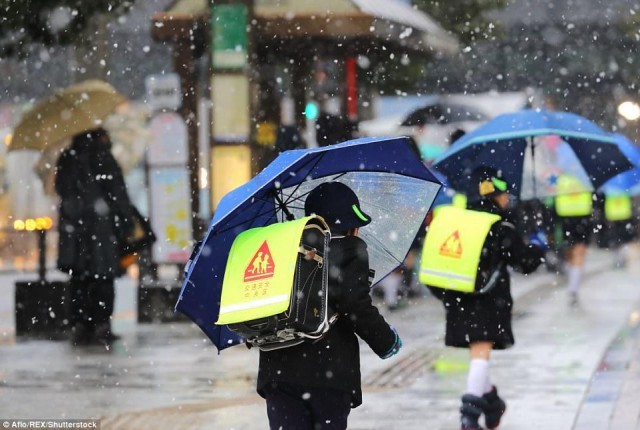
[377,267,403,311]
[555,174,593,305]
[55,128,137,346]
[275,124,304,153]
[257,182,402,430]
[316,112,354,146]
[602,191,636,268]
[421,166,545,430]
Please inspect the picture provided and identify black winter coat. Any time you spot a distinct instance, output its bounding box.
[55,134,136,280]
[429,199,544,350]
[257,235,397,408]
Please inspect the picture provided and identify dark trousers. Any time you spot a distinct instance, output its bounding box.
[264,382,351,430]
[70,277,115,333]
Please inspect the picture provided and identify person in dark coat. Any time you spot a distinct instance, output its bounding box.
[55,128,136,346]
[257,181,402,430]
[426,166,545,430]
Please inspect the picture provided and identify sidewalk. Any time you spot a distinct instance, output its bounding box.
[573,305,640,429]
[2,248,640,429]
[96,248,634,430]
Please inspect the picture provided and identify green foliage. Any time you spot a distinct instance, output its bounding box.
[0,0,134,57]
[414,0,507,43]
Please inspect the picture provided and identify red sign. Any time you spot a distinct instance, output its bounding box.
[439,230,463,259]
[244,241,275,282]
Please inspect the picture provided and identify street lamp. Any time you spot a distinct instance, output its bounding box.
[13,217,54,281]
[617,101,640,121]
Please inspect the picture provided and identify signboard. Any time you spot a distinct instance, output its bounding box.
[211,75,250,141]
[145,73,182,111]
[149,167,193,263]
[212,4,248,69]
[212,145,251,209]
[148,112,188,166]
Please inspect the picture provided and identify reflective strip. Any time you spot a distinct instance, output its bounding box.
[420,268,474,283]
[352,204,369,222]
[219,294,290,315]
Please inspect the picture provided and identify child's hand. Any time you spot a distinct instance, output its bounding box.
[380,326,403,359]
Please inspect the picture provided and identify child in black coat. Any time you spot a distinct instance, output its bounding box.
[427,167,545,430]
[257,182,402,430]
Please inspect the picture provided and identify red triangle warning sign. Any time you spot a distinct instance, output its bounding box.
[244,241,276,282]
[439,230,463,259]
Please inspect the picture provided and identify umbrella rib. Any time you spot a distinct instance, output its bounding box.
[277,152,332,209]
[364,233,403,266]
[215,170,351,236]
[280,152,329,195]
[213,155,343,236]
[215,197,278,235]
[282,172,348,208]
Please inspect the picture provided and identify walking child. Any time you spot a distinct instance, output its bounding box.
[421,166,545,430]
[555,174,593,305]
[257,181,402,430]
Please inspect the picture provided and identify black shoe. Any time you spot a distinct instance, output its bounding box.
[569,292,579,307]
[461,394,487,430]
[482,386,506,429]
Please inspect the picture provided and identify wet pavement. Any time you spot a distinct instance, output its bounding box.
[1,247,640,429]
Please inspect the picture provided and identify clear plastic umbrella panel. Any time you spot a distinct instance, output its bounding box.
[279,171,437,285]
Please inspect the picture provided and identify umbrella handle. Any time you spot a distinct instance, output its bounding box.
[530,137,537,198]
[274,191,296,221]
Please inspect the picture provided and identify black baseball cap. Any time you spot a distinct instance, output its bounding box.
[304,182,371,231]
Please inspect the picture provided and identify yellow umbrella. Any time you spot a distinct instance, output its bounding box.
[9,79,128,151]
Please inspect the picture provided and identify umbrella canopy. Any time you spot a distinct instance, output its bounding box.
[9,80,127,152]
[401,101,488,126]
[176,137,442,351]
[599,133,640,196]
[433,109,634,200]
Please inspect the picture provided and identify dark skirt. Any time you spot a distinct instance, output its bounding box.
[430,277,515,350]
[561,216,591,246]
[607,220,638,247]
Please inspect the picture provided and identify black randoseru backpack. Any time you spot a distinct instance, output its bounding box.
[217,216,332,351]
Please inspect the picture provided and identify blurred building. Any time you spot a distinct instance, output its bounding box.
[153,0,458,214]
[421,0,640,138]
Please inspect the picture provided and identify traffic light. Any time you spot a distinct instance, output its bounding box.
[305,101,319,121]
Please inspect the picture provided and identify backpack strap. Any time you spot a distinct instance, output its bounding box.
[298,245,324,264]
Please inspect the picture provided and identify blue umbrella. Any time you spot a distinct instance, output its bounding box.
[599,133,640,196]
[433,109,634,199]
[177,137,443,351]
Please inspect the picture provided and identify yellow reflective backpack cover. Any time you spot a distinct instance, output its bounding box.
[420,206,500,293]
[555,174,593,217]
[604,194,632,221]
[217,216,319,325]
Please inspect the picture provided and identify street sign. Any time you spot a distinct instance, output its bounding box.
[211,145,251,209]
[148,112,188,166]
[211,75,250,141]
[212,4,248,69]
[145,73,182,111]
[149,167,193,263]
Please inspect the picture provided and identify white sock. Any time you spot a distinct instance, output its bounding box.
[617,246,628,265]
[466,359,489,397]
[567,265,582,295]
[484,372,493,394]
